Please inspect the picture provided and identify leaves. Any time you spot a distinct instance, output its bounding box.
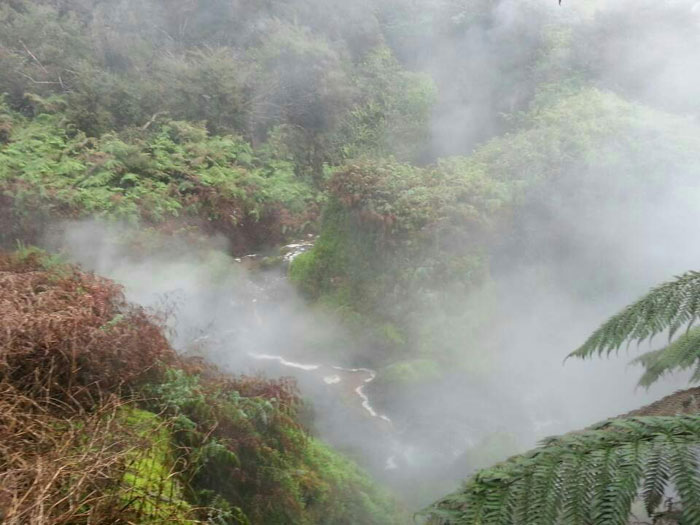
[421,416,700,525]
[569,271,700,387]
[0,108,316,247]
[571,271,700,359]
[632,327,700,387]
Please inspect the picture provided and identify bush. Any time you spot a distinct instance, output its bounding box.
[0,248,173,407]
[0,107,318,251]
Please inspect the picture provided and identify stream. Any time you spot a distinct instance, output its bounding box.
[243,240,391,427]
[248,352,393,424]
[56,224,695,510]
[239,240,400,471]
[59,228,459,493]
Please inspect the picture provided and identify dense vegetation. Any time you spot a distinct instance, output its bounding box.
[291,87,700,380]
[0,0,434,170]
[0,249,402,524]
[0,100,318,251]
[3,0,700,522]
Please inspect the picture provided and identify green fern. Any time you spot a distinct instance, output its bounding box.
[569,271,700,387]
[631,327,700,387]
[420,416,700,525]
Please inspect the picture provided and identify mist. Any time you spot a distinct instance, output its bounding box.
[44,0,700,509]
[47,166,700,507]
[5,0,700,517]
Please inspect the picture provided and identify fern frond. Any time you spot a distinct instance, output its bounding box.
[641,443,670,515]
[569,272,700,387]
[668,440,700,523]
[631,327,700,387]
[421,416,700,525]
[569,271,700,359]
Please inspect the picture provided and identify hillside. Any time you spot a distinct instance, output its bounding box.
[0,249,403,524]
[2,0,700,523]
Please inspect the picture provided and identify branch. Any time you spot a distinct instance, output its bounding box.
[141,111,169,131]
[19,72,61,85]
[19,40,48,74]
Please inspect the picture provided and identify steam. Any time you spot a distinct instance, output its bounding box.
[47,221,401,480]
[30,0,700,512]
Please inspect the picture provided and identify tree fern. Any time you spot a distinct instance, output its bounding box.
[631,327,700,387]
[420,416,700,525]
[641,443,670,516]
[569,271,700,387]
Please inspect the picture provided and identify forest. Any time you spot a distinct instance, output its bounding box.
[1,0,700,523]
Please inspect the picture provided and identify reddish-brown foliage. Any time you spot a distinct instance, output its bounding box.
[0,251,316,523]
[0,251,175,409]
[0,119,11,144]
[0,388,132,524]
[179,182,319,254]
[0,252,200,523]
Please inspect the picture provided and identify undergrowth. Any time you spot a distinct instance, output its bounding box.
[0,249,403,524]
[0,102,319,252]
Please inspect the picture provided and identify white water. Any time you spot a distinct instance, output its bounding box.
[248,352,392,424]
[248,352,321,371]
[282,238,315,263]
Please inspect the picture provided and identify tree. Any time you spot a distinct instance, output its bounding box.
[569,271,700,387]
[422,413,700,524]
[422,273,700,524]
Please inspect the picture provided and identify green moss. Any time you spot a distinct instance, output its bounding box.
[289,203,351,299]
[119,408,196,523]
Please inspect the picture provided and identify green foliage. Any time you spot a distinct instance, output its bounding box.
[475,88,700,190]
[300,440,404,525]
[572,271,700,357]
[293,87,700,370]
[430,265,700,524]
[632,328,700,388]
[334,45,436,163]
[143,368,403,524]
[290,156,510,363]
[0,0,434,171]
[119,408,195,522]
[293,157,506,303]
[422,417,700,525]
[570,271,700,387]
[0,106,316,249]
[1,252,401,523]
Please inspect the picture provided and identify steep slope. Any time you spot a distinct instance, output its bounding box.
[0,249,404,524]
[291,87,700,372]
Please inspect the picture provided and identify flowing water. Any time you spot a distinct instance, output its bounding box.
[248,352,393,424]
[240,240,402,471]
